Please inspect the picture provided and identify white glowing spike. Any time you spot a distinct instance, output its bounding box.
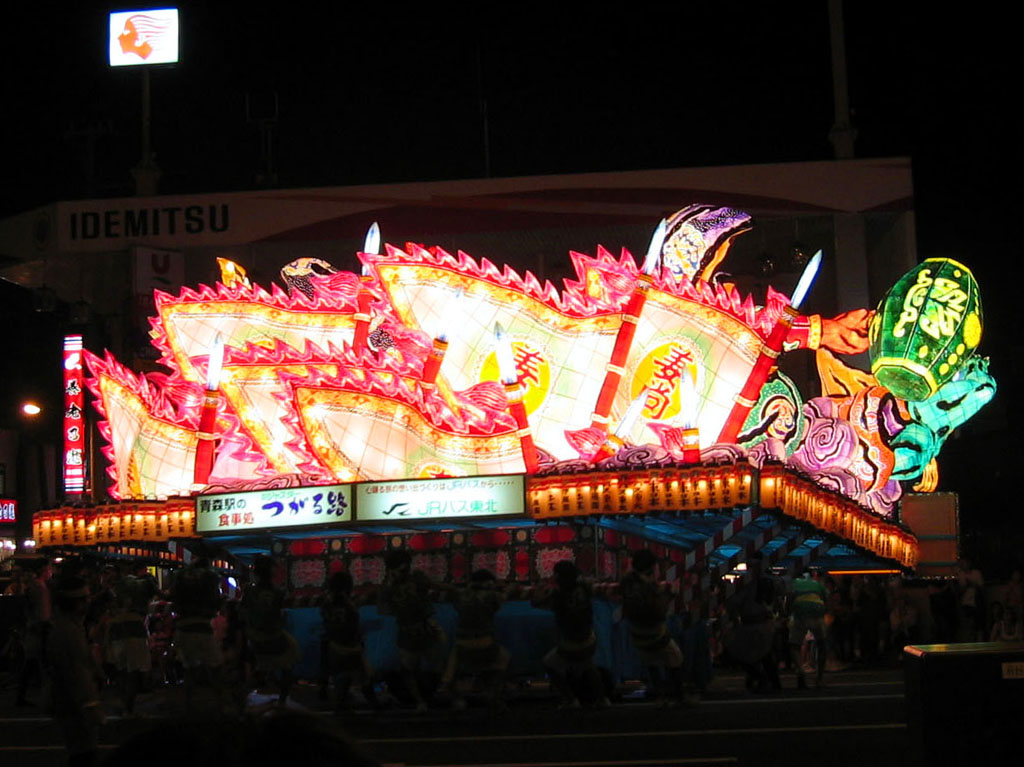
[363,221,381,255]
[790,250,822,311]
[206,334,224,391]
[679,368,699,430]
[438,287,464,343]
[614,389,649,440]
[641,218,667,276]
[493,322,518,385]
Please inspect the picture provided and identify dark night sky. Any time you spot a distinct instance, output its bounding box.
[1,4,1018,547]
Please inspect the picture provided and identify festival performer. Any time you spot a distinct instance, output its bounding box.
[726,552,781,693]
[170,557,224,707]
[321,571,379,711]
[439,569,509,711]
[377,550,446,713]
[240,555,300,708]
[532,560,609,709]
[787,568,828,689]
[107,563,159,715]
[619,550,685,706]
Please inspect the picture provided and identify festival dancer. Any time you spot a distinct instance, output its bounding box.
[240,555,300,708]
[533,560,609,709]
[377,550,446,712]
[321,571,379,711]
[439,569,509,711]
[619,550,685,706]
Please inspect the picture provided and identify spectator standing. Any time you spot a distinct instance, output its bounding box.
[956,558,985,641]
[170,557,224,707]
[1003,569,1022,623]
[107,563,159,715]
[928,579,959,643]
[990,606,1022,642]
[889,596,920,658]
[14,558,51,707]
[48,574,105,767]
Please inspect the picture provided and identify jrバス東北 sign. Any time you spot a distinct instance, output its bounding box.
[196,484,352,534]
[355,475,525,522]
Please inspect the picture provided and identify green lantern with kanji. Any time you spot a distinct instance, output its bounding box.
[869,258,982,401]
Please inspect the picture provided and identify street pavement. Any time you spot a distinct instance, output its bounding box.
[1,666,911,767]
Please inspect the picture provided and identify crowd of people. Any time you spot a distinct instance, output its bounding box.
[2,551,1023,764]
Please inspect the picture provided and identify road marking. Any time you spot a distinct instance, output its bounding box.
[392,760,738,767]
[361,722,906,745]
[697,693,904,705]
[0,745,116,752]
[714,680,901,689]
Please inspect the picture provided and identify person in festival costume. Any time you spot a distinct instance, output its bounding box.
[787,568,828,689]
[438,569,510,711]
[170,557,225,707]
[532,560,609,709]
[240,555,301,708]
[377,549,447,713]
[726,552,781,693]
[48,573,105,767]
[106,563,159,715]
[321,571,379,712]
[619,549,685,706]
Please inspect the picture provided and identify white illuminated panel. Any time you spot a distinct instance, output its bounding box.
[355,475,525,522]
[196,484,352,534]
[109,8,179,66]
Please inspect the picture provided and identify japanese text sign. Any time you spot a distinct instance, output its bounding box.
[196,483,352,534]
[355,475,525,522]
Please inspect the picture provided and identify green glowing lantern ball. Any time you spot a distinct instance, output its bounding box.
[869,258,982,401]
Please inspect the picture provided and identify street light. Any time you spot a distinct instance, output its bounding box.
[21,403,41,417]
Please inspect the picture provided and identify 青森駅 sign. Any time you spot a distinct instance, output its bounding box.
[355,475,525,522]
[196,484,352,535]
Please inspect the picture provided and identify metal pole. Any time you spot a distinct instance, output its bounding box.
[828,0,857,159]
[142,67,151,166]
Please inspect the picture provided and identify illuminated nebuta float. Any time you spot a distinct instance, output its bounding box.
[84,205,995,522]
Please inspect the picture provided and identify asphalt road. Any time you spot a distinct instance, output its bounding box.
[1,667,910,767]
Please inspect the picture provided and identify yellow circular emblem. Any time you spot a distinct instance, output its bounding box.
[479,340,551,415]
[630,340,702,421]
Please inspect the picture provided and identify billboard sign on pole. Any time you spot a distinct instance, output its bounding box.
[109,8,179,67]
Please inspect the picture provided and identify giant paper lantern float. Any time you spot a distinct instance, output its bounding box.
[80,206,995,549]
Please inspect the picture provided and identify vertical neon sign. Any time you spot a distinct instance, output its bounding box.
[63,335,86,494]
